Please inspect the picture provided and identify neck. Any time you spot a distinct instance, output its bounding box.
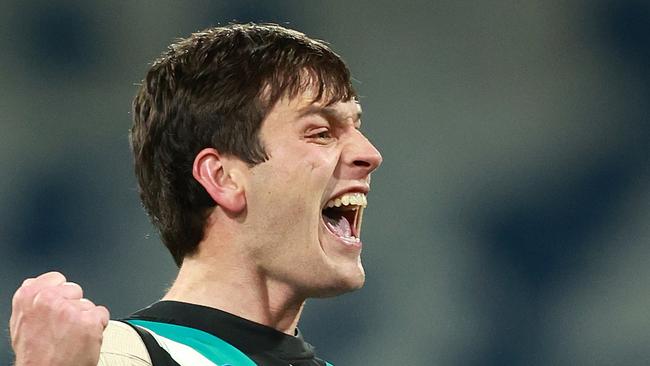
[162,255,305,335]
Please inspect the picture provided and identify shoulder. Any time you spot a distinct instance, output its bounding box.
[97,320,152,366]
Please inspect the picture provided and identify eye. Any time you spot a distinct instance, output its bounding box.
[314,130,332,139]
[307,127,334,143]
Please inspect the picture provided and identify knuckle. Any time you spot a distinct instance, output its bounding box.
[61,282,84,299]
[32,287,65,311]
[93,306,111,327]
[79,311,103,331]
[11,278,41,309]
[13,283,38,302]
[79,298,96,307]
[57,301,80,322]
[41,271,67,282]
[96,305,110,317]
[21,277,35,287]
[33,287,57,302]
[63,281,81,289]
[11,288,28,308]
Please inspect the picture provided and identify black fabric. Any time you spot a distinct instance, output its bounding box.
[124,300,329,366]
[120,320,181,366]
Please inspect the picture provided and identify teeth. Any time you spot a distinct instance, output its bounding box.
[325,192,367,209]
[342,195,350,205]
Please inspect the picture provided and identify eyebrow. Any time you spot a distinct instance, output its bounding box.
[298,104,363,126]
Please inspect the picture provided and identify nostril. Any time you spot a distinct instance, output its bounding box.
[353,160,371,167]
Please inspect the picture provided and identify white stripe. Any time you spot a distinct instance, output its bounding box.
[138,326,219,366]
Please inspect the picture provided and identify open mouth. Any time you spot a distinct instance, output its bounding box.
[321,192,367,245]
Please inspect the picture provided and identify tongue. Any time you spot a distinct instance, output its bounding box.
[324,214,352,238]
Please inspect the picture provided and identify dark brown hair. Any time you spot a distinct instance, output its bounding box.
[130,23,356,266]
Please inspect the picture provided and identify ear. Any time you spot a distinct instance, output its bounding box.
[192,148,246,214]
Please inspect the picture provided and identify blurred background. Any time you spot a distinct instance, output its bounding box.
[1,0,649,365]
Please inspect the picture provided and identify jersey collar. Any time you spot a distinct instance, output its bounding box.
[129,300,317,362]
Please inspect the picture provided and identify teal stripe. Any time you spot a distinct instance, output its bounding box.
[127,319,257,366]
[326,362,334,366]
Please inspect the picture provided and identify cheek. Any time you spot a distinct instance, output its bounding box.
[304,148,338,176]
[248,144,338,210]
[277,147,336,182]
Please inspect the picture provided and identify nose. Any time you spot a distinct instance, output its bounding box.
[344,130,383,177]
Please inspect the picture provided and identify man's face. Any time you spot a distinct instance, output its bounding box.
[242,88,382,298]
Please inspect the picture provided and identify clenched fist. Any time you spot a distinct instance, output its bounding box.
[10,271,110,366]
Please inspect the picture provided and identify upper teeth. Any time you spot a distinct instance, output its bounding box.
[326,192,367,208]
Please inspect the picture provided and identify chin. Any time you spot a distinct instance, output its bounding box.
[308,265,366,298]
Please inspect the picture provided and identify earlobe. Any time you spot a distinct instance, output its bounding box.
[192,148,246,213]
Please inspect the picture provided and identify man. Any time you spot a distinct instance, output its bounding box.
[10,23,381,366]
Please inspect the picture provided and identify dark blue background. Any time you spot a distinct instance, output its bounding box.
[2,1,649,365]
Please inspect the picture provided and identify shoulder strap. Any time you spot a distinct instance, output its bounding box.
[119,320,181,366]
